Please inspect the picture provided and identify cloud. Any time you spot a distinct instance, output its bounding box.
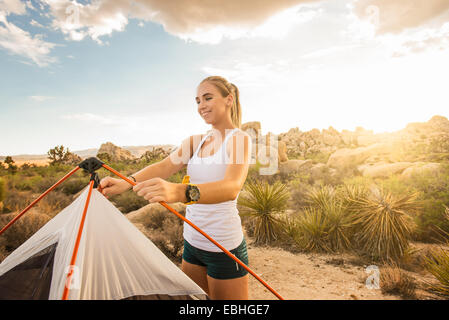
[0,12,57,67]
[352,0,449,34]
[40,0,322,44]
[30,95,55,102]
[0,0,27,15]
[42,0,130,44]
[347,0,449,56]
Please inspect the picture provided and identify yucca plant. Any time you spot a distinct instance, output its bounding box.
[295,207,331,252]
[238,179,290,245]
[424,205,449,297]
[301,185,354,252]
[348,186,420,261]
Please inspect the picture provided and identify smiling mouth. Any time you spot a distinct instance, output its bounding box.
[201,111,211,117]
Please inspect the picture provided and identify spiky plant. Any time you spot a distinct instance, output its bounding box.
[348,186,420,261]
[302,185,354,252]
[304,185,336,212]
[295,207,331,252]
[238,179,290,245]
[424,205,449,297]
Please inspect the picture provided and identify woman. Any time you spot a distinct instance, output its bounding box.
[99,76,252,300]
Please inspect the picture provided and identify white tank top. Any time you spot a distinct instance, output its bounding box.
[183,128,244,252]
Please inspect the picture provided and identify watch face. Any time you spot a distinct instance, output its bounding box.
[188,186,200,201]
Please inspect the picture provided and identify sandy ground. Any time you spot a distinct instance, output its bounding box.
[14,159,50,167]
[246,238,442,300]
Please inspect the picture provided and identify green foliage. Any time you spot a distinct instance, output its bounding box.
[402,162,449,241]
[238,179,290,245]
[4,156,17,175]
[111,190,149,214]
[0,211,51,251]
[347,186,420,261]
[292,185,355,253]
[47,145,80,165]
[424,207,449,297]
[0,177,6,203]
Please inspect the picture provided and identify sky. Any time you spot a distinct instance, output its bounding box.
[1,0,449,156]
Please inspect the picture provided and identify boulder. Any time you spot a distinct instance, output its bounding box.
[326,143,394,170]
[360,162,415,178]
[401,162,441,178]
[279,159,313,175]
[97,142,136,162]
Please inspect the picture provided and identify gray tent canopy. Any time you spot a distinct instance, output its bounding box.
[0,186,207,300]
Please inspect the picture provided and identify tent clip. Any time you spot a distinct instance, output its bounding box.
[78,157,104,189]
[78,157,104,174]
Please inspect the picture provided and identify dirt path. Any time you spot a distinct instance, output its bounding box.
[246,239,440,300]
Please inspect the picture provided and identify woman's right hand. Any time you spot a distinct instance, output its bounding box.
[99,177,132,198]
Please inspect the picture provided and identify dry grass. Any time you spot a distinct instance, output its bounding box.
[380,263,417,299]
[126,202,186,262]
[0,209,51,252]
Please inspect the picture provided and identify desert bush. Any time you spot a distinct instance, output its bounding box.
[36,191,72,217]
[423,207,449,297]
[0,210,51,251]
[288,173,313,209]
[293,208,331,252]
[110,190,149,213]
[425,246,449,297]
[0,177,6,203]
[59,176,90,195]
[127,203,186,262]
[2,190,35,213]
[347,186,420,261]
[403,162,449,242]
[238,179,290,245]
[291,185,355,253]
[380,264,417,299]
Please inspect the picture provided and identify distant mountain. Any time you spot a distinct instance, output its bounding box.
[0,144,176,161]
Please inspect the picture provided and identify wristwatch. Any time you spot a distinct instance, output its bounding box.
[185,184,200,205]
[182,175,200,205]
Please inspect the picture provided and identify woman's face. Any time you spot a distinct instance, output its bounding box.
[196,81,232,125]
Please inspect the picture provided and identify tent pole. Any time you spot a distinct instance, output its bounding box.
[0,166,81,236]
[62,178,95,300]
[102,163,285,300]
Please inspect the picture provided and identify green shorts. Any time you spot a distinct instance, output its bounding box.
[182,238,249,280]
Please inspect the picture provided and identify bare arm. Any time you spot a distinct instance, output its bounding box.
[133,131,252,204]
[131,135,202,182]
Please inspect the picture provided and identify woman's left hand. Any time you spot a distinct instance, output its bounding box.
[133,177,182,203]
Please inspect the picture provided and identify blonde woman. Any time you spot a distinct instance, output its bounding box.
[99,76,252,300]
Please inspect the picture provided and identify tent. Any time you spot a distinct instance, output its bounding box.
[0,157,283,300]
[0,186,207,300]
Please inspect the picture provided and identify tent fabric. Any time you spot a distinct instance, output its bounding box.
[0,188,207,300]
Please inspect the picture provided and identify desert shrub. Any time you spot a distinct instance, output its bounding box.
[0,177,6,203]
[288,173,313,209]
[423,207,449,297]
[36,191,72,217]
[110,190,149,213]
[425,247,449,297]
[128,203,186,262]
[380,264,417,299]
[304,151,331,164]
[59,176,90,195]
[290,185,355,253]
[347,186,420,261]
[403,162,449,242]
[2,190,35,213]
[238,179,290,245]
[293,208,331,252]
[0,210,51,251]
